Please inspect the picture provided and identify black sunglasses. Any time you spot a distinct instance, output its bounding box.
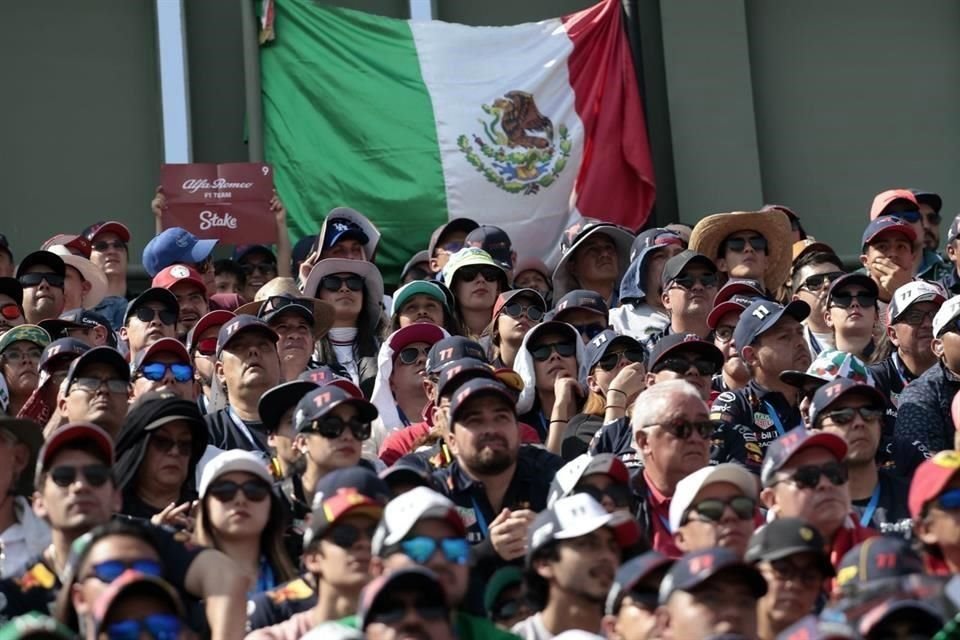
[457,265,501,283]
[242,261,277,276]
[816,406,884,426]
[327,522,378,549]
[150,433,193,456]
[830,292,877,309]
[208,479,271,502]
[670,273,718,289]
[18,272,65,289]
[724,236,768,253]
[774,461,847,490]
[800,271,844,292]
[575,484,634,509]
[925,211,942,225]
[596,349,645,372]
[304,416,371,440]
[49,464,112,488]
[264,296,314,315]
[503,302,544,322]
[320,275,364,292]
[683,496,755,525]
[397,346,429,365]
[645,418,716,440]
[92,240,126,252]
[652,357,718,376]
[530,341,576,361]
[134,307,177,326]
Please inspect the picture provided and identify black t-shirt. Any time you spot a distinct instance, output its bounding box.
[850,469,911,539]
[204,407,271,455]
[246,576,316,632]
[869,353,918,420]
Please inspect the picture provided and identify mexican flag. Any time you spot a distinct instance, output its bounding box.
[261,0,655,282]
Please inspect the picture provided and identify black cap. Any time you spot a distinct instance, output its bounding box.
[215,315,279,358]
[827,273,879,301]
[428,218,479,257]
[123,287,179,326]
[0,278,23,306]
[744,518,834,576]
[293,385,378,432]
[378,455,435,491]
[39,309,112,340]
[605,551,674,615]
[465,225,513,269]
[658,548,767,604]
[307,467,390,543]
[297,366,363,398]
[258,380,319,434]
[120,391,207,458]
[38,338,90,373]
[435,358,497,399]
[660,250,716,288]
[291,234,317,267]
[448,379,516,424]
[63,346,129,392]
[585,330,645,372]
[808,378,886,427]
[549,289,609,322]
[910,188,942,213]
[647,333,723,372]
[425,336,487,374]
[15,251,66,280]
[732,299,810,358]
[834,537,922,597]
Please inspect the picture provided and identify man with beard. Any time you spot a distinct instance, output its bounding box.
[513,493,639,639]
[186,310,234,415]
[57,346,130,439]
[152,264,209,341]
[712,298,811,472]
[119,288,178,355]
[205,315,280,457]
[16,251,66,325]
[0,278,25,337]
[648,251,719,344]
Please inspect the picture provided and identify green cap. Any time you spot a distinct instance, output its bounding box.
[390,280,449,317]
[0,612,74,639]
[483,565,523,613]
[0,325,51,354]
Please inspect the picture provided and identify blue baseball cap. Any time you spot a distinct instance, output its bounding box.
[605,551,674,615]
[584,330,645,372]
[323,218,369,250]
[733,299,809,357]
[861,217,917,248]
[141,227,217,277]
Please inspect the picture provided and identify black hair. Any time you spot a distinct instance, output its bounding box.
[523,542,560,611]
[791,250,843,292]
[213,259,246,289]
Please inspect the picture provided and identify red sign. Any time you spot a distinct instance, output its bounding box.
[160,163,276,244]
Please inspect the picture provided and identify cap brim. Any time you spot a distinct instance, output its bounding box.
[554,510,640,549]
[779,370,828,390]
[258,381,319,432]
[189,239,218,263]
[707,300,749,329]
[753,545,835,577]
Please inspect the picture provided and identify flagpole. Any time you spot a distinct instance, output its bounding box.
[241,0,265,162]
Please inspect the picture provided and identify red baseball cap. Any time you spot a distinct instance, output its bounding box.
[869,189,919,220]
[908,450,960,518]
[83,221,131,243]
[152,264,206,295]
[132,337,190,371]
[41,234,92,259]
[388,323,445,353]
[35,422,113,486]
[186,309,234,354]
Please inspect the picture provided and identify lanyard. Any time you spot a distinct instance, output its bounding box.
[762,400,787,437]
[859,485,881,527]
[396,405,411,427]
[227,406,265,453]
[470,494,489,539]
[892,352,912,389]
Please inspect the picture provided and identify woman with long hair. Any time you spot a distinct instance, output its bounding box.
[441,248,509,339]
[193,450,296,596]
[486,288,545,369]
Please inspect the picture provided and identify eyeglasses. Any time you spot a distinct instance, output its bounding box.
[767,559,824,588]
[652,357,718,376]
[774,461,848,490]
[242,261,277,276]
[724,236,768,253]
[596,349,645,372]
[92,240,127,252]
[886,211,921,224]
[398,536,470,565]
[195,337,217,356]
[208,479,271,502]
[683,496,756,525]
[320,275,364,292]
[713,326,734,344]
[150,433,193,456]
[642,418,716,440]
[897,307,937,327]
[800,271,844,292]
[397,346,429,365]
[0,303,21,320]
[669,273,718,289]
[369,601,448,626]
[2,347,42,364]
[575,484,634,509]
[933,488,960,511]
[571,323,606,340]
[18,272,65,289]
[327,522,378,548]
[502,302,544,322]
[456,265,501,283]
[830,292,877,309]
[105,613,182,640]
[49,464,112,488]
[138,362,194,383]
[134,307,177,326]
[304,416,371,440]
[82,558,163,583]
[530,341,576,361]
[70,377,129,395]
[817,406,884,426]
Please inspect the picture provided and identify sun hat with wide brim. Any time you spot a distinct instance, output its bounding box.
[236,277,334,337]
[552,223,635,301]
[46,246,108,309]
[689,210,792,290]
[303,259,385,332]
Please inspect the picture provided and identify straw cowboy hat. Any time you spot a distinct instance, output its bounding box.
[235,277,334,336]
[689,210,792,290]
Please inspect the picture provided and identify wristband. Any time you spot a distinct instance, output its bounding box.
[606,405,626,411]
[550,419,569,424]
[607,388,627,397]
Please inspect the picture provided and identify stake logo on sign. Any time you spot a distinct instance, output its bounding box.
[457,91,571,195]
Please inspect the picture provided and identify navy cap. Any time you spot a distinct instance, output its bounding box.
[732,299,809,357]
[448,379,516,424]
[658,548,767,605]
[298,366,363,399]
[835,537,922,597]
[549,289,609,321]
[744,518,834,576]
[39,309,112,341]
[660,250,716,288]
[584,330,645,372]
[378,455,435,491]
[64,346,129,392]
[605,551,674,615]
[293,385,378,432]
[629,228,683,263]
[647,333,723,372]
[308,466,390,543]
[861,217,917,247]
[827,272,879,300]
[910,188,942,213]
[760,427,848,487]
[291,235,317,267]
[435,358,496,399]
[258,380,318,434]
[215,315,278,358]
[0,278,23,307]
[123,288,179,326]
[808,378,886,427]
[38,338,89,373]
[425,336,487,374]
[15,251,66,280]
[232,244,275,264]
[465,225,513,269]
[322,218,370,251]
[141,227,217,278]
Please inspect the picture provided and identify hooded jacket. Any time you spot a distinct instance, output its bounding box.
[609,245,670,340]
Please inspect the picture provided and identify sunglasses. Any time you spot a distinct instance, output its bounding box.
[2,347,42,364]
[0,303,21,320]
[438,241,464,254]
[768,559,824,588]
[397,346,429,366]
[775,461,848,490]
[830,292,877,309]
[817,406,884,426]
[49,464,112,488]
[886,211,921,224]
[571,323,606,340]
[575,484,634,509]
[83,558,163,583]
[652,357,718,376]
[70,377,129,395]
[713,326,735,344]
[320,275,364,292]
[105,613,182,640]
[670,273,718,289]
[370,601,448,625]
[195,337,218,356]
[208,479,271,502]
[304,416,371,440]
[647,418,716,440]
[502,302,544,322]
[18,272,65,289]
[897,307,937,327]
[264,296,314,315]
[934,488,960,511]
[150,433,193,456]
[683,496,756,525]
[530,341,576,361]
[242,261,277,276]
[327,522,378,548]
[800,271,844,292]
[457,265,502,283]
[398,536,470,565]
[138,362,193,383]
[724,236,768,253]
[134,307,177,326]
[596,349,645,372]
[92,239,126,252]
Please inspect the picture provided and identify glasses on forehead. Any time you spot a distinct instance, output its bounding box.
[800,271,844,292]
[724,236,768,253]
